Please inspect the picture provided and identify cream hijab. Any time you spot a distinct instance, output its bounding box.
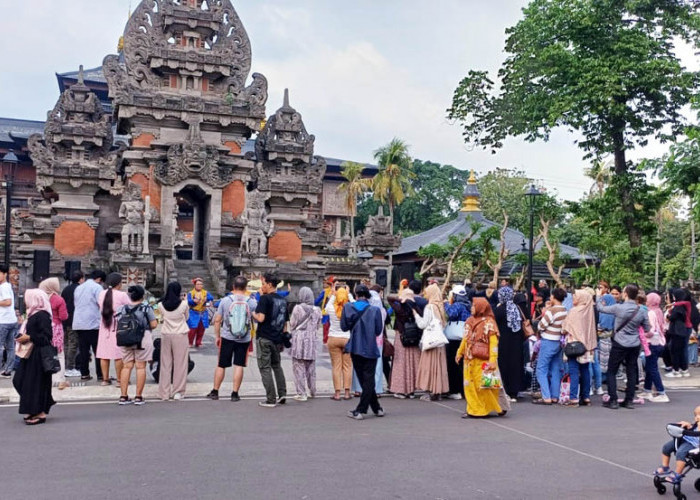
[562,290,597,350]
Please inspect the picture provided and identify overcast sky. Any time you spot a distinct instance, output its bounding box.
[0,0,679,200]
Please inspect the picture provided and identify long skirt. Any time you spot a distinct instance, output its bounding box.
[13,347,55,416]
[464,358,501,417]
[498,332,524,399]
[389,333,421,395]
[417,346,449,395]
[445,339,464,396]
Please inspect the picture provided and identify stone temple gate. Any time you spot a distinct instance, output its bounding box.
[14,0,400,294]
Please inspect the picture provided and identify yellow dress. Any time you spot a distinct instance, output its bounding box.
[457,326,502,417]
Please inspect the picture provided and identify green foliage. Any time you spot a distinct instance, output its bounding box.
[372,138,415,218]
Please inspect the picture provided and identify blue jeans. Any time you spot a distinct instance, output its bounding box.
[591,348,602,389]
[536,339,563,400]
[0,322,18,373]
[568,358,591,401]
[644,344,665,393]
[688,342,698,366]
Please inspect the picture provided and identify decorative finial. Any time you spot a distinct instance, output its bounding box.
[78,65,85,85]
[461,169,481,212]
[283,88,290,108]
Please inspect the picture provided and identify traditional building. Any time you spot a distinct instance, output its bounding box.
[0,0,399,294]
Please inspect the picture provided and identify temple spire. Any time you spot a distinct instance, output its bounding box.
[461,170,481,212]
[283,88,290,108]
[78,65,85,85]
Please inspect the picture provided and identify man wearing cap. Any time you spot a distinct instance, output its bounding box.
[444,285,471,399]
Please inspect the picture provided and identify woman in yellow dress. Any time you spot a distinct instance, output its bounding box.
[456,297,504,418]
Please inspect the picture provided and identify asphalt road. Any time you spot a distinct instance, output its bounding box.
[2,390,700,500]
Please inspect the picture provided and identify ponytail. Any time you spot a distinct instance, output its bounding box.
[101,273,123,329]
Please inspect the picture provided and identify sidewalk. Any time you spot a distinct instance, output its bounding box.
[0,328,343,404]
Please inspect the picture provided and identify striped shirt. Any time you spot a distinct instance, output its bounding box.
[538,305,568,341]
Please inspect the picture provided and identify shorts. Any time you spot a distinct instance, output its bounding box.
[218,338,250,368]
[663,438,696,462]
[120,331,154,364]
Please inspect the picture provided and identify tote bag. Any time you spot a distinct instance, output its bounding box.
[419,307,448,352]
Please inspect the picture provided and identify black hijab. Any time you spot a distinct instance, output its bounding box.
[161,282,183,312]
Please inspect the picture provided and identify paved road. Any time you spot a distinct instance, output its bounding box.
[2,389,700,499]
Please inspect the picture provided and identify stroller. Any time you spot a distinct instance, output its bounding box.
[654,424,700,500]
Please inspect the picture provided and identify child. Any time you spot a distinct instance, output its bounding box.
[657,405,700,483]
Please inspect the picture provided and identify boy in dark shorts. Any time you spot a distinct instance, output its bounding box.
[207,276,256,402]
[656,405,700,484]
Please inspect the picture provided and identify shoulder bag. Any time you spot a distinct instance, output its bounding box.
[419,305,449,352]
[40,345,61,374]
[467,319,490,361]
[519,307,535,338]
[564,340,586,358]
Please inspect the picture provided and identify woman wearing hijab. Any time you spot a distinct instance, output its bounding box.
[665,289,694,378]
[494,287,525,402]
[290,287,323,401]
[158,282,190,401]
[561,291,597,407]
[413,283,449,401]
[455,298,503,418]
[39,278,69,390]
[640,292,669,403]
[325,286,353,400]
[388,287,422,399]
[97,273,130,386]
[187,277,214,348]
[13,289,55,425]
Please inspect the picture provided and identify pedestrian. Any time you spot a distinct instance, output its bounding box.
[414,283,449,402]
[61,270,83,378]
[252,273,288,408]
[325,285,353,400]
[455,297,504,418]
[494,286,525,402]
[72,270,106,381]
[343,284,385,420]
[314,277,334,344]
[98,273,129,386]
[598,284,650,409]
[561,290,597,407]
[117,285,157,405]
[665,289,694,378]
[594,284,615,396]
[158,282,190,401]
[640,292,669,403]
[187,278,213,348]
[485,281,499,310]
[207,276,255,402]
[533,287,568,405]
[0,264,18,378]
[289,287,322,401]
[13,289,55,425]
[350,287,388,397]
[443,285,471,400]
[39,278,69,390]
[371,284,393,386]
[611,285,623,303]
[387,286,422,399]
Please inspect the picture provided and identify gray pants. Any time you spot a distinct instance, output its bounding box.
[257,337,286,404]
[64,326,79,371]
[0,322,18,373]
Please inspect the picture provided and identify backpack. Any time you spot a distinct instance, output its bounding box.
[227,296,251,340]
[116,305,147,349]
[269,296,287,333]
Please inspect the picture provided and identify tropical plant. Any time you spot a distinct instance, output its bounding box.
[338,161,369,255]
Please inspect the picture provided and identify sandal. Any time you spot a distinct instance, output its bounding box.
[579,399,591,406]
[532,398,552,405]
[343,396,352,400]
[655,466,671,476]
[330,395,341,401]
[25,417,46,426]
[563,400,579,407]
[664,471,682,484]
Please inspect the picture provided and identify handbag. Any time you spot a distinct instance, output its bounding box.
[470,340,490,360]
[419,306,448,352]
[382,331,395,358]
[40,345,61,374]
[564,340,586,358]
[15,340,33,359]
[519,308,535,338]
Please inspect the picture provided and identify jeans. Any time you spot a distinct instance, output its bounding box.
[351,354,380,414]
[663,438,695,463]
[591,344,603,389]
[689,342,698,366]
[567,358,590,401]
[644,344,665,394]
[607,341,640,403]
[535,339,563,400]
[76,329,102,379]
[257,337,286,404]
[669,334,689,371]
[0,322,18,373]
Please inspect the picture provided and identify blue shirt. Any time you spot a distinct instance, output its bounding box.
[72,279,104,330]
[598,294,616,331]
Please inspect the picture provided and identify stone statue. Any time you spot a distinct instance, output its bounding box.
[365,206,392,235]
[240,190,271,255]
[119,183,145,253]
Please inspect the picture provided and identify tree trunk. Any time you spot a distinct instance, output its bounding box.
[387,202,394,292]
[612,128,642,255]
[350,212,356,256]
[654,217,661,290]
[691,199,697,282]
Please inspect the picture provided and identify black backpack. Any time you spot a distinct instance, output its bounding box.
[270,296,287,333]
[116,305,147,349]
[401,303,422,348]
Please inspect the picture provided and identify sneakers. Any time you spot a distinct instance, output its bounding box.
[638,391,654,400]
[665,371,681,378]
[651,393,670,403]
[133,396,145,406]
[0,371,11,378]
[258,401,277,408]
[118,396,132,405]
[393,393,407,399]
[603,399,619,409]
[65,369,81,378]
[682,370,691,377]
[206,390,219,400]
[293,394,308,402]
[446,393,463,400]
[346,410,364,420]
[276,396,287,405]
[173,393,183,401]
[595,387,604,395]
[230,392,240,402]
[374,408,385,417]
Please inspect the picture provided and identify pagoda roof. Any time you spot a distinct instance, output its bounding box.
[394,210,589,263]
[0,117,45,143]
[57,66,108,90]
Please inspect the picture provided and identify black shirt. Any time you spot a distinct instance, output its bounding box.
[255,293,288,344]
[61,283,79,328]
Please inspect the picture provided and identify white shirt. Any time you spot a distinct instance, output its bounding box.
[0,281,16,324]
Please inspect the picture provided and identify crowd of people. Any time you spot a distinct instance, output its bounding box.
[2,262,700,424]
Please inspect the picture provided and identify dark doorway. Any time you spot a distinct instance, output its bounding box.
[175,185,210,261]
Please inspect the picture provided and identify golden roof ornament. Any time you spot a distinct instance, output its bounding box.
[461,170,481,212]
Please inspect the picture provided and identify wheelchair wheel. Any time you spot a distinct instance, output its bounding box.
[672,482,686,500]
[654,475,667,494]
[695,477,700,492]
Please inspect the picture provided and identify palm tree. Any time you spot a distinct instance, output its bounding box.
[372,138,415,291]
[338,161,369,255]
[584,159,613,197]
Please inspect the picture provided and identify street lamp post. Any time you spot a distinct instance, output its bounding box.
[2,151,19,268]
[525,183,542,310]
